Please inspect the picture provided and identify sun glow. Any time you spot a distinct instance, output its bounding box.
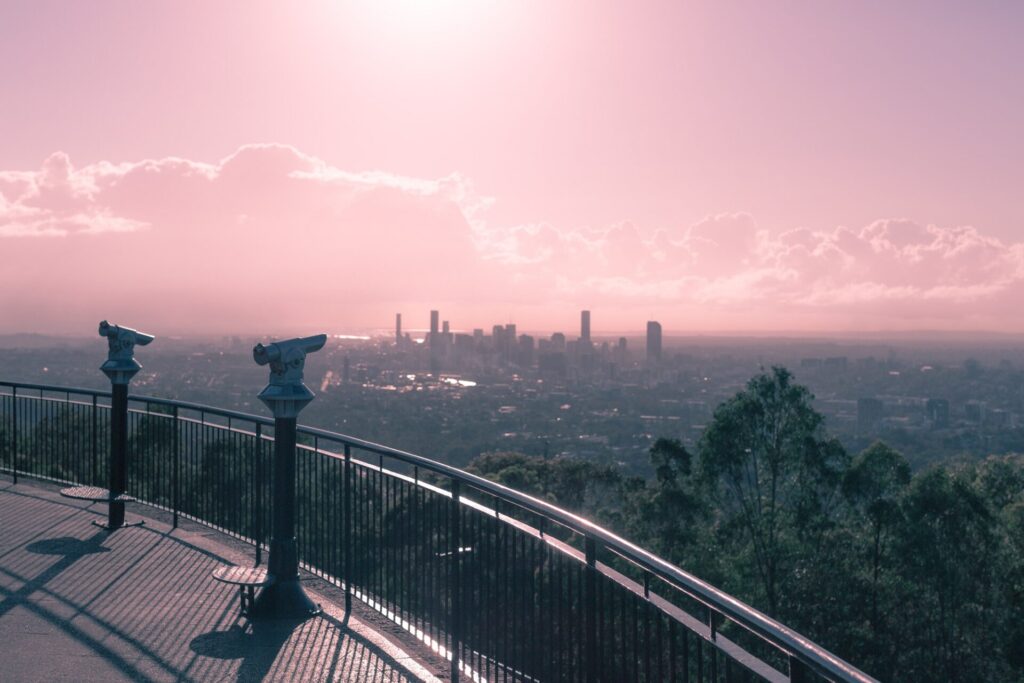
[341,0,503,40]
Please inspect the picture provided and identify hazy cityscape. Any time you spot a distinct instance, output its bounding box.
[6,309,1024,475]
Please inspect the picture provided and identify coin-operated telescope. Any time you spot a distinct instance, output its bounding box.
[253,334,327,419]
[250,333,327,619]
[98,320,155,385]
[62,321,156,530]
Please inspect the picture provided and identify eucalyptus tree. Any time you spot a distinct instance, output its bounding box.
[698,367,848,617]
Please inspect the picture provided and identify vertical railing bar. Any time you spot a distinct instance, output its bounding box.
[91,394,98,486]
[344,443,353,615]
[788,656,812,683]
[585,535,598,683]
[172,405,180,529]
[644,573,652,683]
[449,479,462,683]
[249,422,258,556]
[11,386,17,485]
[314,435,320,574]
[64,391,70,484]
[256,423,264,565]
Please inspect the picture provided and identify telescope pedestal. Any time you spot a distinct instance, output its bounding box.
[249,417,320,620]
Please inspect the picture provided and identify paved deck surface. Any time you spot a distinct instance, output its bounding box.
[0,481,442,682]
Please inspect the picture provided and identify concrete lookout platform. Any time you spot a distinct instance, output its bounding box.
[0,480,443,682]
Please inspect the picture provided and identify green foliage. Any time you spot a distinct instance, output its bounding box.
[698,366,848,616]
[464,369,1024,682]
[465,450,622,514]
[624,438,707,570]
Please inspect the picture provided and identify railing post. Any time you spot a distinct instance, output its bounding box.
[585,535,598,683]
[789,656,813,683]
[91,394,98,486]
[253,422,262,565]
[10,386,17,485]
[709,607,719,682]
[343,443,353,615]
[449,479,462,683]
[172,404,180,529]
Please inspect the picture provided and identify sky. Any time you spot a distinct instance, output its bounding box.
[1,0,1022,337]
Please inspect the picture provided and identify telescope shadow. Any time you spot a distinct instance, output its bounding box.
[189,610,419,682]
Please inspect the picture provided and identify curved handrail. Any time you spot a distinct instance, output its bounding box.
[0,379,876,682]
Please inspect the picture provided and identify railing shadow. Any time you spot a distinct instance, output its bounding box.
[0,485,424,682]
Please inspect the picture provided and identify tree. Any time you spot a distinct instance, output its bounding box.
[698,366,848,617]
[842,441,911,676]
[967,455,1024,677]
[626,438,706,570]
[893,468,1000,682]
[465,451,623,519]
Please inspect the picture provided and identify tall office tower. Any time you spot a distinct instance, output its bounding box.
[505,323,517,363]
[646,321,662,364]
[580,310,591,342]
[551,332,566,352]
[442,320,450,335]
[430,310,440,336]
[395,313,402,344]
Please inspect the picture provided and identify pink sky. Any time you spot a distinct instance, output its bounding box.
[2,1,1022,336]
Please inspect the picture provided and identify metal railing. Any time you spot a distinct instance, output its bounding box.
[0,380,877,683]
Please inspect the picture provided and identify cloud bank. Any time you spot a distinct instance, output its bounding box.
[2,144,1022,334]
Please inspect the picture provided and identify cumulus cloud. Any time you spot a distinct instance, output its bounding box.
[492,213,1024,320]
[1,144,1022,334]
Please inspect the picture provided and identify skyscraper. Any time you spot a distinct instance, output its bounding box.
[430,310,439,336]
[646,321,662,364]
[580,310,591,342]
[395,313,402,345]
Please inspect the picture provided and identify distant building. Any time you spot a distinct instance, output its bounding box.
[517,334,535,367]
[442,320,450,335]
[505,324,517,363]
[429,310,442,373]
[580,310,591,342]
[395,313,402,345]
[926,398,950,429]
[857,398,884,433]
[538,351,568,378]
[646,321,662,364]
[824,357,848,371]
[987,408,1014,429]
[551,332,566,353]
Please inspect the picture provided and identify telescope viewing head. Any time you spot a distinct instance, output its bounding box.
[253,334,327,418]
[97,320,155,384]
[253,334,327,385]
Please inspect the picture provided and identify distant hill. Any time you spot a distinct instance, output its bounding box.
[0,334,93,349]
